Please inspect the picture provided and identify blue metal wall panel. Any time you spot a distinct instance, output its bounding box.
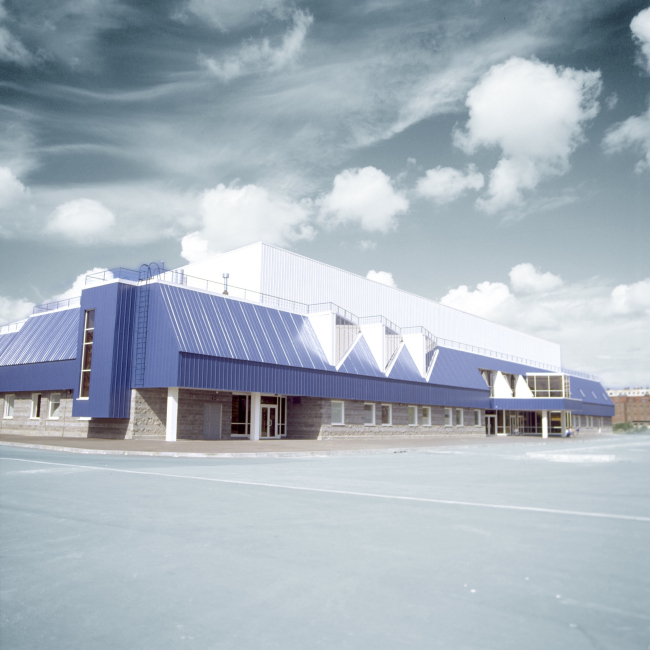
[337,335,385,378]
[490,397,614,417]
[428,347,490,390]
[0,360,78,392]
[177,353,490,408]
[155,284,332,371]
[388,346,425,383]
[0,309,79,366]
[73,282,137,419]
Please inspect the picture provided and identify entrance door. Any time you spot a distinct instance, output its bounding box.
[203,403,222,440]
[261,405,278,439]
[485,415,496,436]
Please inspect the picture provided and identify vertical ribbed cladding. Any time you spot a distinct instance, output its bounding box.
[258,243,561,368]
[108,283,137,418]
[177,353,490,408]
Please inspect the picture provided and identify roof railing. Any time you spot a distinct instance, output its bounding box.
[358,315,401,335]
[32,296,81,314]
[308,302,359,324]
[0,319,28,335]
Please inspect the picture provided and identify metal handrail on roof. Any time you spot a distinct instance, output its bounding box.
[308,302,359,324]
[32,296,81,314]
[0,319,28,335]
[358,315,401,335]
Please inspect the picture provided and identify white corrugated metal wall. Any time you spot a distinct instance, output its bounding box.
[259,244,562,368]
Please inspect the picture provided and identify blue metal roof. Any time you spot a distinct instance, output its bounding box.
[337,335,385,378]
[0,309,79,366]
[388,345,424,382]
[155,284,332,371]
[0,332,18,357]
[428,347,490,391]
[569,376,613,406]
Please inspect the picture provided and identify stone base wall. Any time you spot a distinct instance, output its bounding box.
[286,397,329,439]
[127,388,167,439]
[0,391,90,437]
[177,389,232,440]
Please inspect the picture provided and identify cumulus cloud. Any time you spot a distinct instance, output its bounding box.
[0,166,27,209]
[46,198,116,244]
[366,270,397,288]
[415,164,484,204]
[440,281,514,320]
[200,9,313,81]
[631,7,650,74]
[454,57,601,213]
[439,266,650,386]
[180,182,314,263]
[0,295,34,325]
[50,267,110,302]
[318,166,409,233]
[509,263,563,293]
[603,104,650,173]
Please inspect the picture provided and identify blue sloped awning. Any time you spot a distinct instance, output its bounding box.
[388,345,425,382]
[337,335,385,378]
[0,309,79,366]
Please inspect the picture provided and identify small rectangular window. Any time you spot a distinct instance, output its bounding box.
[381,404,392,426]
[49,393,61,419]
[331,401,344,425]
[31,393,42,419]
[408,405,417,426]
[422,406,431,426]
[364,403,375,426]
[455,408,463,426]
[444,408,452,426]
[3,394,14,419]
[474,409,481,426]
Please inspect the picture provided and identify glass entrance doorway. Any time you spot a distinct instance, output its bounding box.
[261,405,279,439]
[485,415,496,436]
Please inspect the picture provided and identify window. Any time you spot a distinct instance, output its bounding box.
[474,409,481,426]
[422,406,431,426]
[30,393,42,419]
[444,408,452,426]
[455,409,463,426]
[231,394,250,436]
[381,404,392,426]
[408,405,417,426]
[364,403,375,425]
[3,394,14,419]
[331,401,344,425]
[49,393,61,419]
[278,396,287,437]
[79,309,95,398]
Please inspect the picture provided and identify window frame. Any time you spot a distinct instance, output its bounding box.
[331,400,345,426]
[30,393,42,419]
[422,406,431,426]
[230,393,251,437]
[408,405,417,426]
[364,402,376,426]
[444,407,452,426]
[3,394,14,419]
[455,408,463,427]
[49,393,61,420]
[79,309,95,399]
[381,403,392,426]
[474,409,481,427]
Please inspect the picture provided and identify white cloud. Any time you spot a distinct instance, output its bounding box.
[509,263,563,293]
[440,281,514,320]
[440,266,650,386]
[0,25,31,65]
[454,57,601,213]
[0,295,34,325]
[50,268,110,302]
[181,182,314,263]
[631,7,650,74]
[366,270,396,288]
[0,166,27,208]
[415,164,484,204]
[180,0,288,32]
[318,166,409,233]
[611,278,650,315]
[46,198,116,244]
[603,103,650,173]
[200,9,313,81]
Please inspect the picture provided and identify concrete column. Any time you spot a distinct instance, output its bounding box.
[166,387,179,442]
[250,392,261,441]
[541,410,548,439]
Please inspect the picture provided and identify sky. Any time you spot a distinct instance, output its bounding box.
[0,0,649,387]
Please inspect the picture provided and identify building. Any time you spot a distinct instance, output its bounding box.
[607,388,650,427]
[0,243,614,441]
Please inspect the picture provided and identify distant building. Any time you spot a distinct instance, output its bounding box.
[607,388,650,426]
[1,243,614,441]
